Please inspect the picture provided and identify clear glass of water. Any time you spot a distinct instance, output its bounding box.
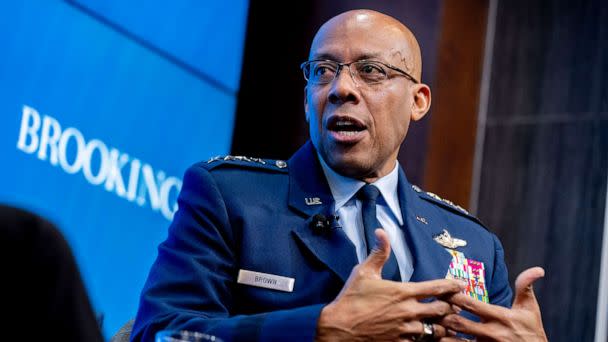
[155,330,223,342]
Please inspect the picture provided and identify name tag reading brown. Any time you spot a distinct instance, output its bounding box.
[237,269,295,292]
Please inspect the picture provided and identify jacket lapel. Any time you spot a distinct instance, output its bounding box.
[288,142,358,283]
[397,168,452,282]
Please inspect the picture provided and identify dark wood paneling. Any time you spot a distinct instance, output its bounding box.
[423,0,488,208]
[477,0,608,340]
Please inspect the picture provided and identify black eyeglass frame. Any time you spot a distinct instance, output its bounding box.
[300,59,420,85]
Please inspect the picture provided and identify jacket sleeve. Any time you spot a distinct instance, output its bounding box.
[130,165,324,342]
[488,233,513,308]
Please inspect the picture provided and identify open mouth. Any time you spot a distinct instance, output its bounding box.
[326,115,368,143]
[327,116,367,136]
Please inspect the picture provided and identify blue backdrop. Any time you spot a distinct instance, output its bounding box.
[0,0,248,337]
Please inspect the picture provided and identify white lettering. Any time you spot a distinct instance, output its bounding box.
[58,127,85,174]
[16,105,41,154]
[160,176,182,220]
[126,158,141,202]
[104,149,128,197]
[37,115,61,165]
[82,139,109,185]
[139,164,161,210]
[16,105,182,221]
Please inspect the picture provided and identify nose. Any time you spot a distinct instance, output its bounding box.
[328,65,361,105]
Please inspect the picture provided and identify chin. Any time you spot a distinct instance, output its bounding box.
[326,152,372,178]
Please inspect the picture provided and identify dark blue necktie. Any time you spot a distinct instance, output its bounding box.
[357,184,401,281]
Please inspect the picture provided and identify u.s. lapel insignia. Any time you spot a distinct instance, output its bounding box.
[445,249,489,303]
[305,197,322,205]
[416,215,428,224]
[433,229,467,249]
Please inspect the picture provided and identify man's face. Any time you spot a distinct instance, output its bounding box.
[305,13,429,182]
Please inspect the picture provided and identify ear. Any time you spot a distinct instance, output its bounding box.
[410,83,431,121]
[304,86,310,122]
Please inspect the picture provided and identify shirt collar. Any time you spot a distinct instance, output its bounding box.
[318,154,402,223]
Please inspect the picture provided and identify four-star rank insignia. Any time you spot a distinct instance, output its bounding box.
[206,155,288,169]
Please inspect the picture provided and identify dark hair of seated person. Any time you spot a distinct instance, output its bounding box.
[0,204,103,342]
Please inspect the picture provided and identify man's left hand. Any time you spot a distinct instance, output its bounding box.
[438,267,548,342]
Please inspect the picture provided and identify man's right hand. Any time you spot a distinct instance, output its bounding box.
[315,229,466,341]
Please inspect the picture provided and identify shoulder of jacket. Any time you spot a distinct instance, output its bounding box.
[410,184,487,229]
[197,155,289,173]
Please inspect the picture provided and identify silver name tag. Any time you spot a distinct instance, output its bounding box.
[237,269,295,292]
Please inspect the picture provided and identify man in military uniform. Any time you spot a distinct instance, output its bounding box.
[132,10,547,341]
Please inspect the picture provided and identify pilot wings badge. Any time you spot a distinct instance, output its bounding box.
[433,229,467,249]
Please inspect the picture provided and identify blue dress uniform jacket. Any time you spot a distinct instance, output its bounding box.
[131,142,512,342]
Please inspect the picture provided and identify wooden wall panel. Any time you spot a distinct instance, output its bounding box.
[424,0,489,208]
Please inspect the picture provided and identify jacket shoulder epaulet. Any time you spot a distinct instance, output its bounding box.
[411,184,487,228]
[201,155,289,173]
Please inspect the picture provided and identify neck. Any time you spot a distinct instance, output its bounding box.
[358,159,399,184]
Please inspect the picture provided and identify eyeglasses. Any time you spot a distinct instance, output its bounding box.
[300,59,419,85]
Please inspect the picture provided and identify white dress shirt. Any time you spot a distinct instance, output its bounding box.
[318,157,414,281]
